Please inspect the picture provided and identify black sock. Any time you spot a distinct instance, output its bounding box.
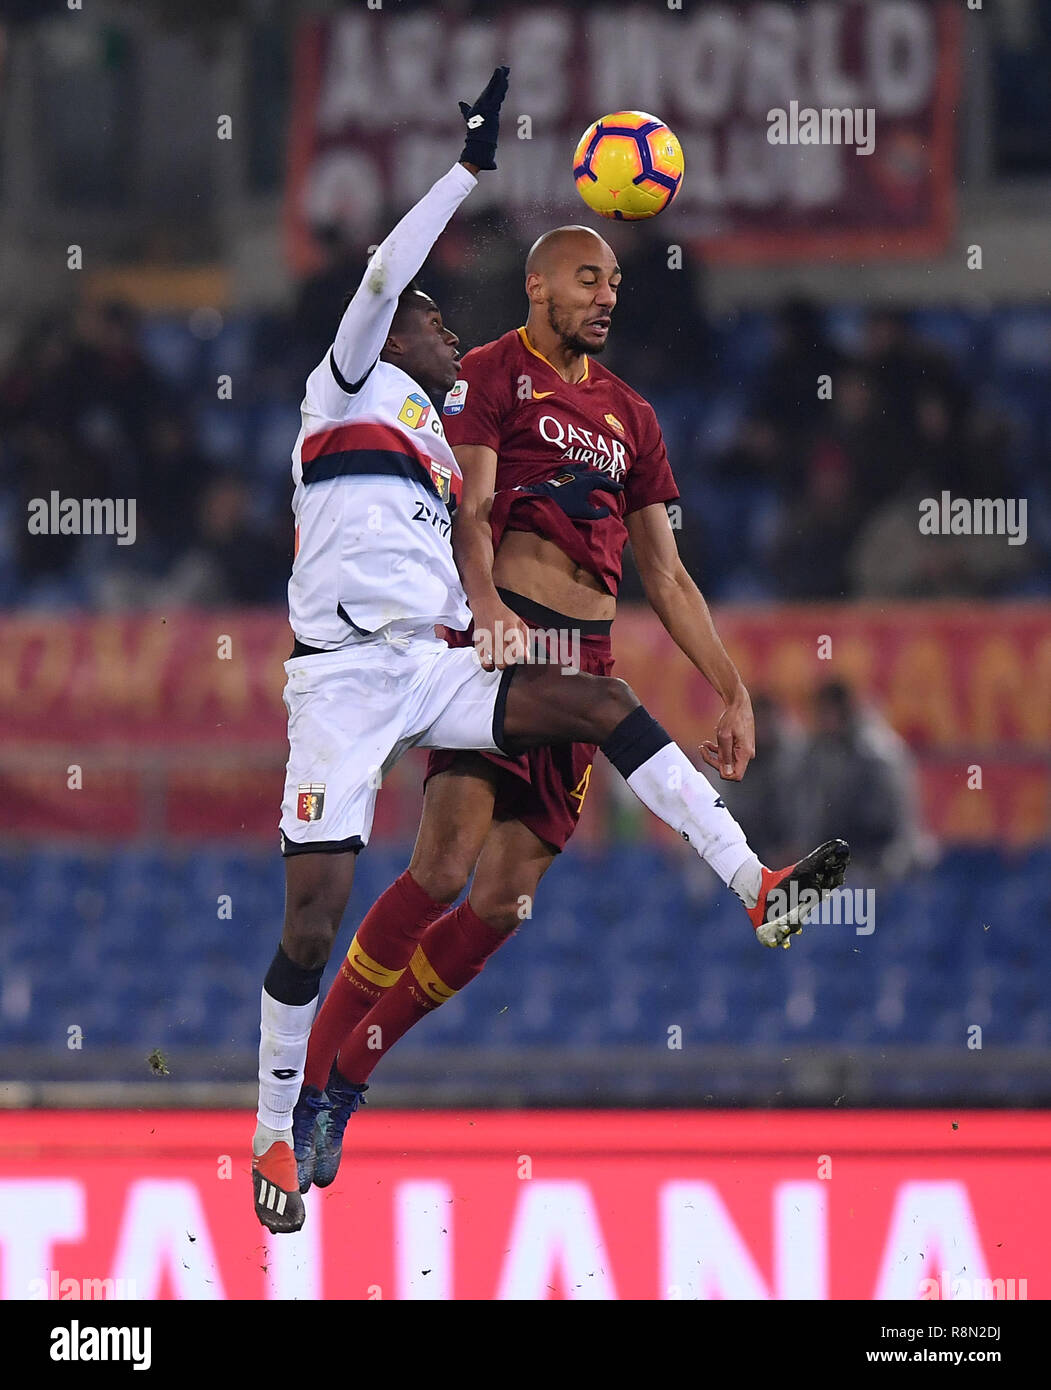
[600,706,673,779]
[263,944,324,1006]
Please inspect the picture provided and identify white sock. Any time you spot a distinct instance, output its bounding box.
[624,742,760,888]
[256,988,318,1134]
[253,1121,292,1158]
[729,856,763,910]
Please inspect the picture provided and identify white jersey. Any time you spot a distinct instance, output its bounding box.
[287,163,477,649]
[289,359,470,645]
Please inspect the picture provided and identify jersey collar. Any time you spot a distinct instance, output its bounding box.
[517,326,590,384]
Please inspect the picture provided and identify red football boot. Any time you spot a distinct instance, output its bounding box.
[747,839,851,948]
[252,1139,306,1233]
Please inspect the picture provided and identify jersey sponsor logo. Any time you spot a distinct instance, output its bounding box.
[443,378,469,414]
[297,783,326,822]
[537,413,628,477]
[604,412,625,435]
[397,392,432,429]
[532,389,555,399]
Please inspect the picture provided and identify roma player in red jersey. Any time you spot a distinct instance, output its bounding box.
[294,226,848,1192]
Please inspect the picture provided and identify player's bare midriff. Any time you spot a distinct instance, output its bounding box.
[492,530,615,622]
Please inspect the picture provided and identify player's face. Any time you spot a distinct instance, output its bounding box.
[544,256,621,354]
[401,305,461,393]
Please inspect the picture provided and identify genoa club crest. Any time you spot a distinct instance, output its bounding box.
[297,783,326,822]
[429,460,453,504]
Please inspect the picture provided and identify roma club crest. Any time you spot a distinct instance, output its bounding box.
[296,783,326,822]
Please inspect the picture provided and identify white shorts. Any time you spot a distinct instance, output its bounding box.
[278,632,511,854]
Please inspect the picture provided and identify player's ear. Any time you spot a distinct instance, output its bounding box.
[524,271,545,304]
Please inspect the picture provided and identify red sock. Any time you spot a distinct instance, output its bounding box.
[335,900,511,1085]
[303,871,447,1089]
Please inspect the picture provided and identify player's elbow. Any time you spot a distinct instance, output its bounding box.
[363,245,390,296]
[641,561,688,611]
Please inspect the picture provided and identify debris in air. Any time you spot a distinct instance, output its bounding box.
[147,1048,169,1076]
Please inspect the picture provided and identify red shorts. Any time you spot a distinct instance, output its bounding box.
[425,589,613,853]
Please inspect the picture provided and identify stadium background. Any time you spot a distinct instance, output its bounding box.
[0,0,1049,1302]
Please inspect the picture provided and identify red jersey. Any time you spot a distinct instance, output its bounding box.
[441,327,679,595]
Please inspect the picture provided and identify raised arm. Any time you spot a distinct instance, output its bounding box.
[316,66,509,403]
[329,164,478,391]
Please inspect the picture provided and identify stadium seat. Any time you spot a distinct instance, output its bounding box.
[3,844,1049,1084]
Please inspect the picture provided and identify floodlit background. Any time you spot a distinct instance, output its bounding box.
[0,0,1048,1302]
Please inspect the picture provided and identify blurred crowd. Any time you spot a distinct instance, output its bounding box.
[723,300,1039,603]
[716,679,934,885]
[0,224,1047,609]
[0,301,290,609]
[606,675,933,886]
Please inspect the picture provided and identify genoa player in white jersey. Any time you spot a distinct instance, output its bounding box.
[253,67,848,1233]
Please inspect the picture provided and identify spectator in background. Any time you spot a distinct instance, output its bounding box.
[765,366,883,597]
[156,474,290,607]
[794,680,929,884]
[287,223,369,385]
[602,222,708,394]
[423,206,521,356]
[135,411,211,566]
[66,300,169,469]
[849,386,1033,598]
[757,296,843,454]
[716,693,803,868]
[862,309,968,452]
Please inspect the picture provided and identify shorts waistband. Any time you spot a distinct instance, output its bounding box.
[496,587,613,637]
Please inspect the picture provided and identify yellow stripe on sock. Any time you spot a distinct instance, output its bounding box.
[344,934,406,990]
[409,946,457,1006]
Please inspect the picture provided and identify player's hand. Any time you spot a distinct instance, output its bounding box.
[471,595,531,671]
[700,686,755,781]
[516,463,625,521]
[459,65,510,172]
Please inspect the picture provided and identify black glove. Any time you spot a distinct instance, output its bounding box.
[459,65,510,171]
[517,463,625,521]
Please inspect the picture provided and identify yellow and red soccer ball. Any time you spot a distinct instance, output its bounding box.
[572,111,684,220]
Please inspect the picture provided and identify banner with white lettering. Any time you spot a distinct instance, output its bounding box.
[285,0,960,269]
[0,1110,1046,1300]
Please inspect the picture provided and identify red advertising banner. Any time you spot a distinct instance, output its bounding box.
[0,605,1046,843]
[285,1,959,271]
[2,605,1046,751]
[0,1110,1046,1301]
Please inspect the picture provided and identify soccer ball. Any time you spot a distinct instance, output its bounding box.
[572,111,684,220]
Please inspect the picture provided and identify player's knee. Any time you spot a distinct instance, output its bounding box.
[467,892,524,937]
[282,904,339,970]
[586,676,639,740]
[408,854,472,906]
[281,929,333,971]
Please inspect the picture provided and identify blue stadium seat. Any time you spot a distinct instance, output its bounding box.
[3,843,1049,1069]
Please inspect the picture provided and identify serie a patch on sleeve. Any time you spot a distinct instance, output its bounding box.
[443,378,468,414]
